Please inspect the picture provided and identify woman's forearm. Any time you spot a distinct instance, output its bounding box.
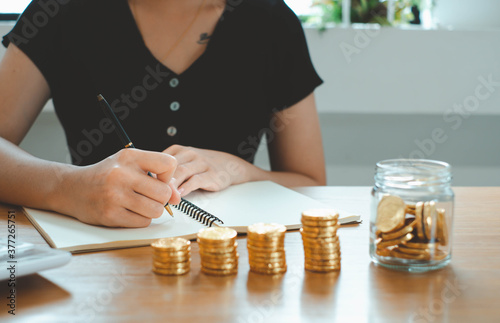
[0,137,75,210]
[247,163,326,188]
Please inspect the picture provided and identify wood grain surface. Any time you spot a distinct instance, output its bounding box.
[0,187,499,323]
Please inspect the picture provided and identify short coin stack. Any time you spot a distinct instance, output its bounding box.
[151,237,191,276]
[375,195,449,261]
[247,223,287,275]
[197,227,239,276]
[300,209,341,272]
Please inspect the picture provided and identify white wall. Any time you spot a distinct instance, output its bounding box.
[306,27,500,115]
[433,0,500,30]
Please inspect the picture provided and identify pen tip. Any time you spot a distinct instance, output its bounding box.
[97,94,104,101]
[165,204,174,217]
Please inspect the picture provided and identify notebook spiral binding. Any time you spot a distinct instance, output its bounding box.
[173,198,224,227]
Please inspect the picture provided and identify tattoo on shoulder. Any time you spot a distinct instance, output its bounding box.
[197,33,211,45]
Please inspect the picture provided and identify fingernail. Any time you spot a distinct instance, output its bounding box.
[178,188,185,196]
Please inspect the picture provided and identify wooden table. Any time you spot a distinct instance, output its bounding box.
[1,187,499,323]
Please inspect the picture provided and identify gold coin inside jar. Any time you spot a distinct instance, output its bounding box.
[376,195,406,233]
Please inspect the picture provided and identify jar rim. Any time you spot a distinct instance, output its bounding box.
[375,159,452,188]
[376,159,451,173]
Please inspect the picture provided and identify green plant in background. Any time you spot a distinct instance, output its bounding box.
[300,0,435,30]
[350,0,390,25]
[300,0,343,32]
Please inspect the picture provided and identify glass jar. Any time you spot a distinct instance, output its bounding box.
[370,159,454,272]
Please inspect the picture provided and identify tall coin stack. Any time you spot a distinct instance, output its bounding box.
[247,223,287,275]
[151,237,191,276]
[197,227,239,276]
[300,209,341,272]
[375,195,449,261]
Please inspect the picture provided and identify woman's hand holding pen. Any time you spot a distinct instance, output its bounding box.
[163,145,257,197]
[55,149,181,228]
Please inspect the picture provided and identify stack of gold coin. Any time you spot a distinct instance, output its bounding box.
[247,223,287,275]
[300,209,341,272]
[375,195,449,261]
[197,227,239,276]
[151,237,191,275]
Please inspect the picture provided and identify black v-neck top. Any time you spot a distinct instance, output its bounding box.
[3,0,323,166]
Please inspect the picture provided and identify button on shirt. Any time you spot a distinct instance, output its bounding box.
[166,126,177,137]
[2,0,323,166]
[169,78,179,88]
[170,101,180,112]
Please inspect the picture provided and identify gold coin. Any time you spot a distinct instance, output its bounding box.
[415,202,426,240]
[376,195,406,233]
[202,261,238,270]
[304,263,340,272]
[247,244,285,254]
[198,227,237,241]
[200,252,239,262]
[305,264,341,272]
[301,234,339,244]
[300,230,339,240]
[249,259,286,267]
[304,254,341,262]
[302,240,340,249]
[304,242,341,250]
[250,265,287,275]
[301,225,339,234]
[197,240,236,248]
[151,237,191,251]
[153,254,191,263]
[199,242,238,254]
[436,208,449,246]
[431,249,448,260]
[196,238,236,248]
[301,219,339,228]
[247,240,285,249]
[302,234,340,243]
[379,218,416,241]
[199,251,238,262]
[302,242,339,250]
[391,248,429,260]
[397,244,432,256]
[153,260,191,269]
[422,201,436,240]
[247,223,287,236]
[249,260,287,269]
[375,248,392,257]
[406,204,416,215]
[200,255,239,265]
[304,251,341,260]
[304,253,341,261]
[302,209,339,222]
[249,259,287,266]
[376,232,413,249]
[153,249,191,257]
[153,267,190,276]
[304,251,341,259]
[247,250,286,258]
[402,240,436,249]
[247,233,286,243]
[304,242,340,252]
[201,266,238,276]
[304,257,340,266]
[301,223,340,234]
[249,252,286,261]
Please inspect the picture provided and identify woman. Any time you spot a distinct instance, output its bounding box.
[0,0,325,227]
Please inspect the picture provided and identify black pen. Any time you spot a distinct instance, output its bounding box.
[97,94,174,217]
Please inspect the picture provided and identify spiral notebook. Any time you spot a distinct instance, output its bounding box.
[22,181,361,253]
